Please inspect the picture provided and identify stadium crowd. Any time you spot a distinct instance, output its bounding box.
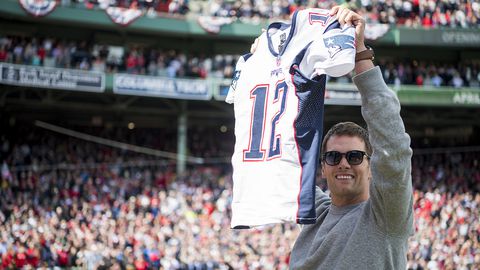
[61,0,480,28]
[1,35,480,88]
[376,59,479,88]
[0,35,234,80]
[351,0,479,28]
[0,123,479,269]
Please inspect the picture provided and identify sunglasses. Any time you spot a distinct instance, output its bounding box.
[322,150,370,166]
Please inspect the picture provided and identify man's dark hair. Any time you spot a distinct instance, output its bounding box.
[321,122,372,157]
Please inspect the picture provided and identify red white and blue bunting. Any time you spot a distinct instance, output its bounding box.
[105,7,143,26]
[197,16,234,34]
[19,0,57,17]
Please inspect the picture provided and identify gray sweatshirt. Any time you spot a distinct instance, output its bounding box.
[289,66,414,270]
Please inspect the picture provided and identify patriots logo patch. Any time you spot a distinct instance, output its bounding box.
[323,35,355,58]
[230,70,241,91]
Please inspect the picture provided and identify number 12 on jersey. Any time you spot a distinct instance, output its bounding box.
[243,80,288,161]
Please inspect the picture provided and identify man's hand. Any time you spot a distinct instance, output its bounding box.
[250,28,265,54]
[330,6,373,74]
[250,36,260,54]
[329,6,367,53]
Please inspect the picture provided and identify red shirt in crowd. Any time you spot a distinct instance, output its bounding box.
[0,48,7,62]
[37,47,46,60]
[126,54,137,70]
[422,16,432,28]
[15,251,27,269]
[1,251,13,268]
[416,74,424,86]
[26,247,40,267]
[134,258,148,270]
[57,249,69,266]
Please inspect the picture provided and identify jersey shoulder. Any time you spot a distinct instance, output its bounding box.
[225,53,253,104]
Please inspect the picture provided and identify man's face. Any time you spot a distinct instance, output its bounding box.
[322,135,371,206]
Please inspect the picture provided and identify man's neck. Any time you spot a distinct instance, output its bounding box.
[331,195,368,207]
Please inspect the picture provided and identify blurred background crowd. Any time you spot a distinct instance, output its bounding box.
[60,0,480,28]
[0,124,479,269]
[1,0,479,269]
[1,35,480,88]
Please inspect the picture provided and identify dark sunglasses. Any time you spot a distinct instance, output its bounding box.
[323,150,370,166]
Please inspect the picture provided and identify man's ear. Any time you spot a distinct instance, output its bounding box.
[321,162,326,179]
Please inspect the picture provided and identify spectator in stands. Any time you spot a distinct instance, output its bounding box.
[0,45,7,62]
[451,71,464,88]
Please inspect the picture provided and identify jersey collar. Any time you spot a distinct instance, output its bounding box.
[266,10,298,58]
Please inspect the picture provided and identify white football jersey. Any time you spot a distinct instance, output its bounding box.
[226,8,356,228]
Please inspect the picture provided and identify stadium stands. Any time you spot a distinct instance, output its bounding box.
[354,0,480,28]
[0,124,479,269]
[0,35,235,79]
[1,0,479,269]
[376,59,480,88]
[63,0,480,28]
[1,35,479,87]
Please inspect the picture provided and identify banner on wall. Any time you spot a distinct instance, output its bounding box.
[0,63,105,92]
[19,0,57,17]
[114,74,212,100]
